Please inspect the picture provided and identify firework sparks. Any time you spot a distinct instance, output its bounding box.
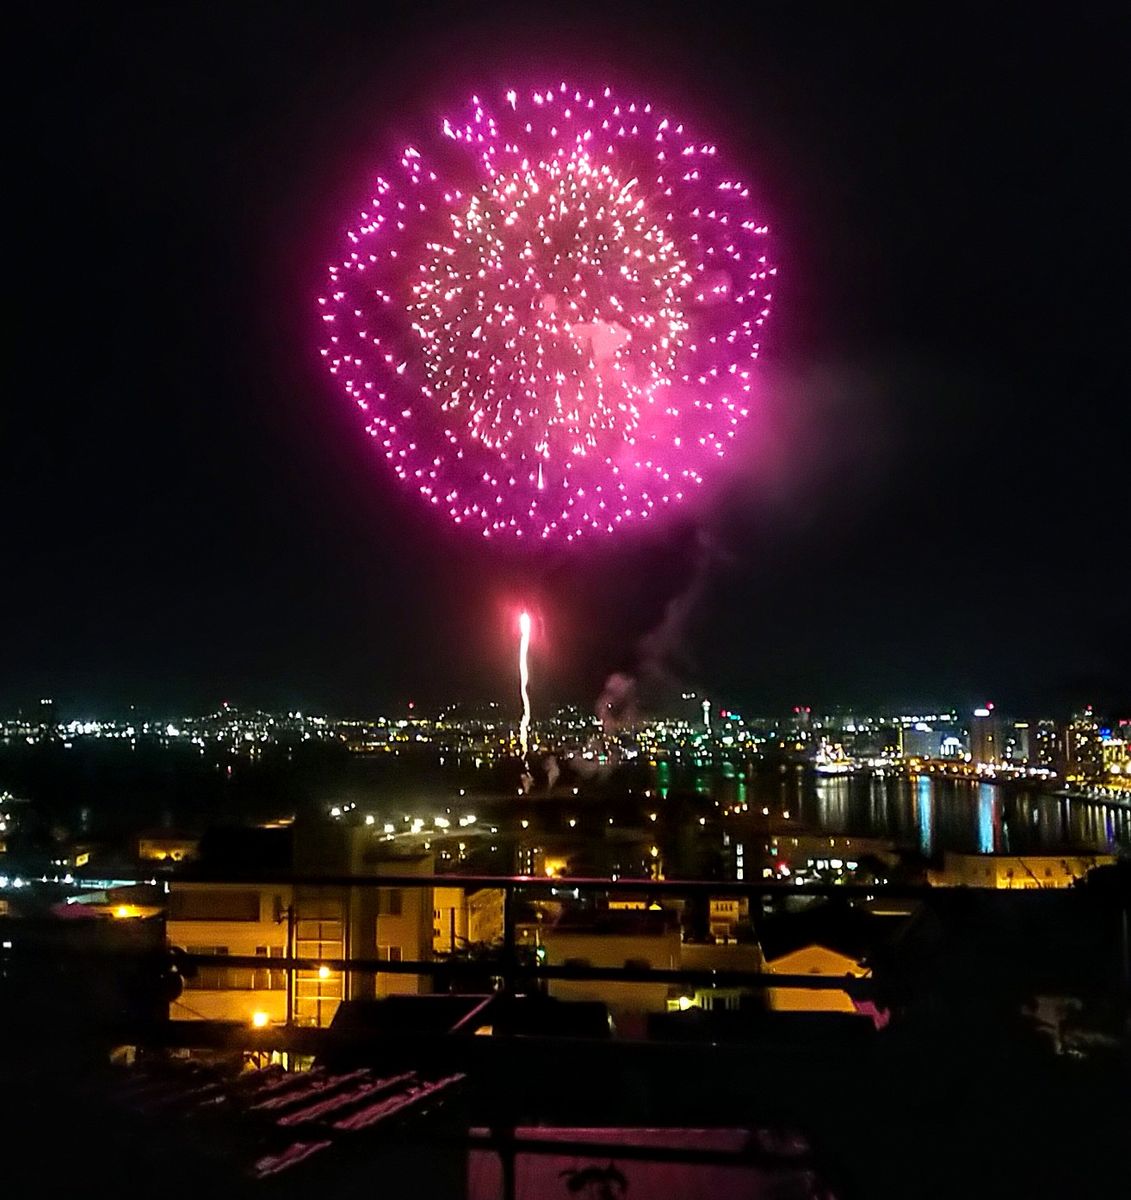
[518,610,532,760]
[320,82,775,541]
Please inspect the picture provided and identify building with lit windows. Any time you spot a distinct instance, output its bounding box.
[969,705,1003,765]
[1102,729,1129,784]
[1030,719,1061,770]
[1062,708,1105,782]
[707,896,748,942]
[167,882,293,1027]
[1003,722,1031,763]
[899,722,937,759]
[166,827,436,1030]
[927,851,1115,889]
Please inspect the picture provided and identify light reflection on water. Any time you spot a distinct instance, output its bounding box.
[650,763,1130,856]
[977,784,995,854]
[916,775,933,857]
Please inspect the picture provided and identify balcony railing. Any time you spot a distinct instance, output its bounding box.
[169,871,898,1018]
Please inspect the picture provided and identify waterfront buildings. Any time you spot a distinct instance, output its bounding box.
[2,700,1126,795]
[927,851,1116,889]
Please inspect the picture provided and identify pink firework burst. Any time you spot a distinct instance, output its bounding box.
[319,82,776,542]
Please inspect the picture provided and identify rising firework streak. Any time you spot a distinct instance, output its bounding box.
[518,611,532,760]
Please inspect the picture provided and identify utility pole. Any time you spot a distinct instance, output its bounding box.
[276,899,296,1033]
[286,902,296,1029]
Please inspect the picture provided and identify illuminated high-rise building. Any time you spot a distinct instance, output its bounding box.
[1030,719,1061,769]
[1102,729,1129,781]
[969,705,1003,765]
[37,697,56,743]
[1062,707,1104,782]
[788,706,813,749]
[900,722,938,759]
[1004,721,1031,763]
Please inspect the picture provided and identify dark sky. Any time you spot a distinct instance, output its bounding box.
[7,2,1129,719]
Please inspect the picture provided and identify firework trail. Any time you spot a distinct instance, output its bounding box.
[518,610,532,759]
[320,82,775,542]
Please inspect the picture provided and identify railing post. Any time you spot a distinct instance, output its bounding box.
[502,881,517,997]
[286,902,296,1031]
[1121,901,1129,995]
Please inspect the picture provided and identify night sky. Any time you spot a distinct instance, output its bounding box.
[7,3,1128,719]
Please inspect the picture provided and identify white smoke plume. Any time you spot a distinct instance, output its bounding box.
[596,528,724,733]
[595,671,640,735]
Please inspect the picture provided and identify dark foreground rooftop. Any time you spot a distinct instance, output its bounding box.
[5,1011,1128,1200]
[3,869,1128,1197]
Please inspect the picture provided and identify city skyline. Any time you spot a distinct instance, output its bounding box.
[3,691,1127,728]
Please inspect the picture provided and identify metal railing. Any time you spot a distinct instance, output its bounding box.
[165,871,896,1028]
[16,870,1125,1053]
